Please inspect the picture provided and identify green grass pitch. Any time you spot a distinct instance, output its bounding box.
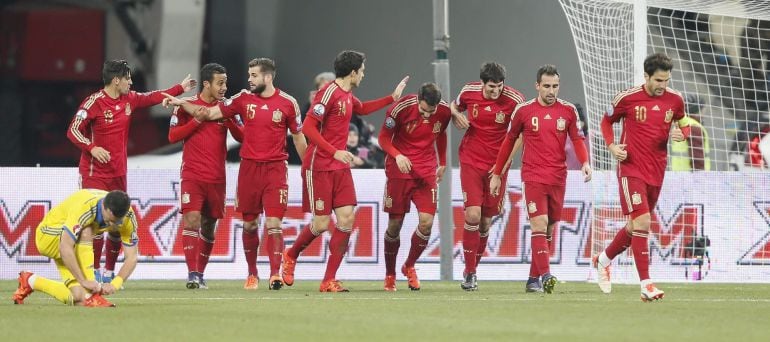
[1,280,768,341]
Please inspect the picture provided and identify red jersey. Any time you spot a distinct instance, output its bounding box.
[507,98,585,185]
[170,94,242,183]
[608,85,685,186]
[67,84,184,178]
[303,81,387,171]
[455,82,525,170]
[219,88,302,162]
[379,95,451,180]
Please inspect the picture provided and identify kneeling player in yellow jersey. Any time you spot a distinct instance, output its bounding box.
[12,189,139,307]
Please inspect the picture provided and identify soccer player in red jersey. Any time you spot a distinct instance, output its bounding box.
[490,65,592,294]
[593,53,690,301]
[67,59,196,284]
[378,83,451,291]
[165,58,307,291]
[450,62,525,291]
[168,63,244,290]
[281,50,409,292]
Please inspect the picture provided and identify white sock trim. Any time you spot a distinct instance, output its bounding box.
[598,251,612,267]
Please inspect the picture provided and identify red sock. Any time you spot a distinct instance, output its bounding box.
[104,236,122,272]
[384,233,400,276]
[268,230,283,276]
[182,229,199,273]
[532,232,550,276]
[529,234,552,278]
[462,221,480,274]
[476,233,489,266]
[242,229,260,277]
[404,229,429,268]
[631,230,650,281]
[93,234,105,269]
[605,227,633,259]
[323,227,351,281]
[197,235,214,274]
[288,224,320,260]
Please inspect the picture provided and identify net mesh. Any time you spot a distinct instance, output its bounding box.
[559,0,770,281]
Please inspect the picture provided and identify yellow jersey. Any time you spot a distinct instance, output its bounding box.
[37,189,138,257]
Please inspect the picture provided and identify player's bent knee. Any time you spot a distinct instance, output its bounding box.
[465,208,482,223]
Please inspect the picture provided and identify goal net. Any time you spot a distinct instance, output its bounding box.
[559,0,770,282]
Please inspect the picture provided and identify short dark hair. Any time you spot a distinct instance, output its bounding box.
[104,190,130,218]
[334,50,366,78]
[102,60,131,85]
[537,64,560,83]
[480,62,506,83]
[418,83,442,106]
[248,58,276,76]
[644,53,673,76]
[200,63,227,84]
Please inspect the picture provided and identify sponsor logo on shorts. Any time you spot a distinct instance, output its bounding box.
[527,201,537,213]
[462,192,467,203]
[315,198,325,212]
[384,195,393,208]
[632,192,642,206]
[182,193,190,204]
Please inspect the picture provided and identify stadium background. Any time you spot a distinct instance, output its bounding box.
[1,0,769,283]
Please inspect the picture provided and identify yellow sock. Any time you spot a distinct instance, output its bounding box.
[75,242,96,282]
[32,276,73,305]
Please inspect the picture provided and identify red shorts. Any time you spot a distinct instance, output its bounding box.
[237,160,288,220]
[384,177,438,215]
[81,175,127,192]
[302,168,357,215]
[522,181,566,223]
[618,176,661,219]
[180,180,225,219]
[460,163,507,216]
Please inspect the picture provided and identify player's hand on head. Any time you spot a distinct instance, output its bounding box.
[670,125,685,142]
[452,113,469,130]
[609,143,627,162]
[334,150,355,164]
[179,74,197,92]
[90,146,111,163]
[489,174,502,196]
[392,76,410,100]
[395,154,412,173]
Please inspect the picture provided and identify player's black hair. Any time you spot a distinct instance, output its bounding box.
[417,83,442,106]
[537,64,560,83]
[104,190,130,218]
[102,60,131,86]
[480,62,506,84]
[334,50,366,78]
[200,63,227,85]
[644,53,674,77]
[248,58,276,76]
